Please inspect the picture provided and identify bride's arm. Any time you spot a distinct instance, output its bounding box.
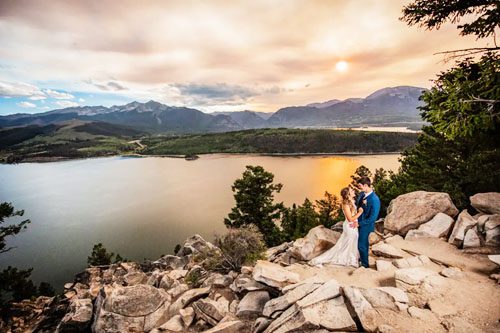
[342,204,363,222]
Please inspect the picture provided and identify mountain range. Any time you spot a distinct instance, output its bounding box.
[0,86,427,133]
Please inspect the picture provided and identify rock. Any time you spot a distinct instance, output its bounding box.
[192,297,229,326]
[263,282,320,317]
[405,213,454,240]
[168,287,210,317]
[394,267,438,286]
[369,232,383,245]
[93,309,145,333]
[360,289,398,311]
[408,306,438,321]
[167,281,189,299]
[448,210,477,247]
[152,255,188,270]
[371,243,407,259]
[179,307,195,327]
[159,269,188,290]
[123,271,147,286]
[177,234,218,256]
[266,242,292,261]
[252,317,272,333]
[287,226,341,261]
[384,191,458,236]
[375,287,409,305]
[463,228,481,248]
[440,267,464,279]
[488,254,500,265]
[241,266,253,275]
[143,301,170,331]
[296,279,341,308]
[252,260,300,289]
[485,215,500,246]
[263,297,356,333]
[202,273,233,288]
[152,314,184,332]
[376,260,394,272]
[470,192,500,214]
[236,291,269,319]
[57,298,93,332]
[489,273,500,284]
[230,275,267,293]
[203,320,246,333]
[384,235,404,244]
[392,255,431,268]
[342,287,378,332]
[105,284,169,317]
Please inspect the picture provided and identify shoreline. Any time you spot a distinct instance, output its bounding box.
[0,151,403,164]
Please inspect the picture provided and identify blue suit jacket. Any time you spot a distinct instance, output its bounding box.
[355,191,381,232]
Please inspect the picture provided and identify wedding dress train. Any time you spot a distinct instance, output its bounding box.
[309,220,359,267]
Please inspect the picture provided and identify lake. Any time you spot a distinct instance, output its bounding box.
[0,154,400,290]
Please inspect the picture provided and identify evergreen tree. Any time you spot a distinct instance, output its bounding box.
[349,165,372,194]
[371,1,500,212]
[87,243,126,266]
[0,203,54,307]
[224,165,284,246]
[281,199,320,241]
[315,191,343,228]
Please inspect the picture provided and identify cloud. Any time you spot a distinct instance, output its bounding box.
[54,100,78,108]
[0,80,46,99]
[17,101,36,108]
[78,97,85,102]
[172,83,257,100]
[84,79,128,91]
[44,88,75,99]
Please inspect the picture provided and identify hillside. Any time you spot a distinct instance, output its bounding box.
[142,128,418,155]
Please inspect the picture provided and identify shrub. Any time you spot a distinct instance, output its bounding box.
[198,226,266,273]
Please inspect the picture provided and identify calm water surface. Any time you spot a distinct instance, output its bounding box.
[0,154,399,289]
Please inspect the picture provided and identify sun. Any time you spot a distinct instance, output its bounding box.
[335,61,349,72]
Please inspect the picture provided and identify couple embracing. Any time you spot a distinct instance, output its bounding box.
[310,177,380,268]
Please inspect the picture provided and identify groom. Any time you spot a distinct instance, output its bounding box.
[355,177,381,268]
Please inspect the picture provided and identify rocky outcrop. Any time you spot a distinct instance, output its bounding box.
[384,191,458,236]
[470,192,500,214]
[405,213,454,240]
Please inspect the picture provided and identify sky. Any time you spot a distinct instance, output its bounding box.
[0,0,489,115]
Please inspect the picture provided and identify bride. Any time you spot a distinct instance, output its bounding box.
[309,186,363,267]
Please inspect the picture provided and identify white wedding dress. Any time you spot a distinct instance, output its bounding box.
[309,205,359,267]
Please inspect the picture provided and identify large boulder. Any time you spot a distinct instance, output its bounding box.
[177,234,218,256]
[287,226,341,261]
[384,191,458,236]
[93,285,171,333]
[405,213,454,240]
[236,291,269,319]
[470,192,500,215]
[252,261,300,289]
[448,210,477,247]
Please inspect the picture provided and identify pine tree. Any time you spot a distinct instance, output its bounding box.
[224,165,284,246]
